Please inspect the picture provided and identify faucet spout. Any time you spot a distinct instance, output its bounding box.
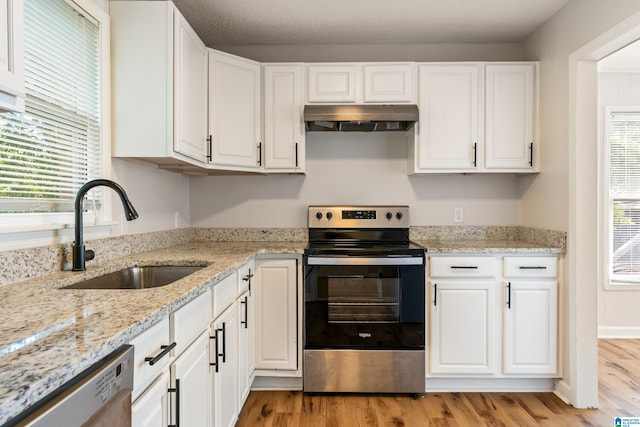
[72,179,139,271]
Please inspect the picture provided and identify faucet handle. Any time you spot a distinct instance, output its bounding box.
[85,249,95,262]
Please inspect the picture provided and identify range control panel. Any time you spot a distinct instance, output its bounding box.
[308,206,409,228]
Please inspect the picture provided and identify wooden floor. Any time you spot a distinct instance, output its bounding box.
[236,339,640,426]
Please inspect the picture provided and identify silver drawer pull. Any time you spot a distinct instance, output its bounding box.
[519,266,547,270]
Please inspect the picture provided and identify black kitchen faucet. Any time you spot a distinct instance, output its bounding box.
[72,179,139,271]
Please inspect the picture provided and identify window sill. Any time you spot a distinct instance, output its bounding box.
[604,281,640,291]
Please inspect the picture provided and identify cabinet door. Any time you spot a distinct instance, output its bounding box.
[173,10,208,162]
[0,0,24,113]
[485,63,536,170]
[255,258,298,371]
[170,332,211,427]
[238,290,253,405]
[430,279,496,374]
[416,65,480,171]
[503,280,558,375]
[211,303,239,427]
[263,64,305,171]
[132,371,170,427]
[209,50,261,169]
[307,64,356,103]
[363,64,414,103]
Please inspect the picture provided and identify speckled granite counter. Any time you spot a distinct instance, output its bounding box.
[0,229,565,424]
[0,241,305,425]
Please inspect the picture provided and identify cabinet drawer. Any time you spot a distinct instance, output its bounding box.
[129,317,171,400]
[430,256,496,277]
[504,256,557,278]
[213,272,238,318]
[171,290,212,355]
[237,260,255,294]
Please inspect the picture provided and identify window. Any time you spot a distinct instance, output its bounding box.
[0,0,107,220]
[605,108,640,284]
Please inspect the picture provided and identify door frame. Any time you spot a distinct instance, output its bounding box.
[568,10,640,408]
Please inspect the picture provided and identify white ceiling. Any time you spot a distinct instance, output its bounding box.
[171,0,571,47]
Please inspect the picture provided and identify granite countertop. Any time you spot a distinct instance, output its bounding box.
[0,237,563,424]
[0,241,305,425]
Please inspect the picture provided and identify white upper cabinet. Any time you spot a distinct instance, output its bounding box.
[306,63,415,104]
[0,0,25,113]
[208,50,262,170]
[363,63,414,103]
[485,63,537,171]
[307,64,357,103]
[263,64,305,172]
[173,11,208,162]
[411,62,538,174]
[412,64,481,171]
[111,1,207,170]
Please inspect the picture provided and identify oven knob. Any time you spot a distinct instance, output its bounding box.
[326,212,333,220]
[396,212,403,220]
[316,212,323,220]
[386,212,392,220]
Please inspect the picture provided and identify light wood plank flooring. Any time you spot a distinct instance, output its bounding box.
[237,339,640,426]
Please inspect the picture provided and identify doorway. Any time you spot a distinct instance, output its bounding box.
[570,14,640,408]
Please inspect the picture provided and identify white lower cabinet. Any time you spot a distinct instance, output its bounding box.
[429,256,497,374]
[430,279,496,374]
[170,331,211,426]
[130,290,212,427]
[238,289,253,404]
[427,254,559,384]
[503,256,558,375]
[132,371,170,427]
[254,258,298,371]
[210,259,256,427]
[211,302,239,427]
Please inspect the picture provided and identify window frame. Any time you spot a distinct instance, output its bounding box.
[602,105,640,289]
[0,0,113,250]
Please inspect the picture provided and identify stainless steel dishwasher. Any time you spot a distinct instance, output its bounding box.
[3,345,134,427]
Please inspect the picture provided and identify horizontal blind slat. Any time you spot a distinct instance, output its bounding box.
[0,0,102,212]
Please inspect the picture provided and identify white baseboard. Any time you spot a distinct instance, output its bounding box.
[553,379,571,404]
[425,377,555,392]
[598,326,640,338]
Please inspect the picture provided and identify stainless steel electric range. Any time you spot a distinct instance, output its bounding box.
[303,205,426,394]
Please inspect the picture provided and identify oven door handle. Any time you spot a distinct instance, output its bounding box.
[306,256,424,266]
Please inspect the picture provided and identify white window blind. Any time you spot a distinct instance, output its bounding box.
[0,0,101,214]
[609,111,640,282]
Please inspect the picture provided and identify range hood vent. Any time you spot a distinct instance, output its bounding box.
[304,104,418,132]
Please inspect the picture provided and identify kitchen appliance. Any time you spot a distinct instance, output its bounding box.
[304,104,418,132]
[303,206,426,394]
[3,345,134,427]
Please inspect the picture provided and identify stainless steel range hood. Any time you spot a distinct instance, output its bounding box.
[304,104,418,132]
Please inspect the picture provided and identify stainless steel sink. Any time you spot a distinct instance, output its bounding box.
[62,266,205,290]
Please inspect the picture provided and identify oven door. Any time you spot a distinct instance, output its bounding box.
[304,255,425,350]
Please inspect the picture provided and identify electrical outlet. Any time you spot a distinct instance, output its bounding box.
[454,207,464,223]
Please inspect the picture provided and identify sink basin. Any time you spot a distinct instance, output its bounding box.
[63,266,205,290]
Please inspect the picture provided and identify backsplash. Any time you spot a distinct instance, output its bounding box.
[0,226,565,286]
[409,226,567,248]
